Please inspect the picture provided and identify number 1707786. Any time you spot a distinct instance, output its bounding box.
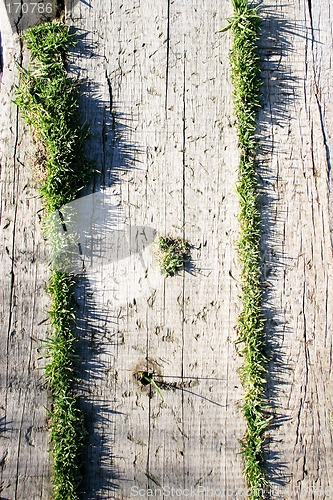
[6,3,54,14]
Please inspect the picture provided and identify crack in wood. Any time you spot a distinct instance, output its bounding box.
[13,0,24,34]
[55,0,65,18]
[165,0,171,112]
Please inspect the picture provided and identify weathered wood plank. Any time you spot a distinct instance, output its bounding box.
[1,0,333,498]
[0,7,52,499]
[258,1,333,498]
[67,0,246,498]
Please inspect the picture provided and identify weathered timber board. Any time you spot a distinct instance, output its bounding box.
[0,0,333,499]
[257,1,333,498]
[67,0,245,498]
[0,3,56,499]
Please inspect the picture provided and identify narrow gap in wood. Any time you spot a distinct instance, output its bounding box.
[55,0,65,19]
[0,32,3,82]
[181,43,187,489]
[165,0,171,113]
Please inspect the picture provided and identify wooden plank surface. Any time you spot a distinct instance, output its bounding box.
[68,1,245,498]
[0,4,53,499]
[0,0,333,499]
[258,2,333,498]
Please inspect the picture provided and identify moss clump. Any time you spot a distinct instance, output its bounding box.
[158,236,190,277]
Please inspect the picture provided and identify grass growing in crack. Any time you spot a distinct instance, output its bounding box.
[223,1,270,498]
[45,271,86,499]
[158,236,190,277]
[15,20,93,215]
[135,371,165,401]
[15,20,93,500]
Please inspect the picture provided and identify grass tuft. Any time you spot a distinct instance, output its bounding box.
[15,20,93,499]
[158,236,191,277]
[15,20,93,214]
[135,371,165,401]
[223,2,269,498]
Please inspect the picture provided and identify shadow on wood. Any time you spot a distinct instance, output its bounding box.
[62,31,146,499]
[257,8,319,489]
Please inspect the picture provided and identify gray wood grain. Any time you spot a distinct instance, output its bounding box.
[1,0,333,498]
[0,8,52,499]
[68,1,246,498]
[258,2,333,498]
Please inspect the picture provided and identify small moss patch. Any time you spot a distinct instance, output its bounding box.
[158,236,191,277]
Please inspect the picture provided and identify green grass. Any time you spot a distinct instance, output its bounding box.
[223,1,270,498]
[158,236,190,277]
[135,371,165,401]
[15,20,93,214]
[46,272,86,499]
[15,20,93,499]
